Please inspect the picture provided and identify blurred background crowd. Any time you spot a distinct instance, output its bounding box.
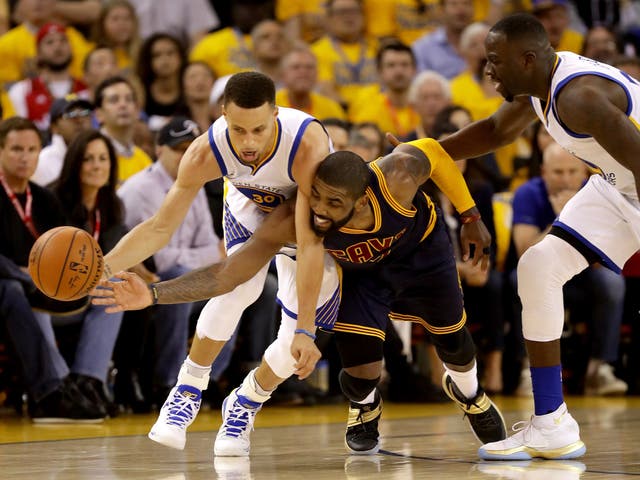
[2,0,640,422]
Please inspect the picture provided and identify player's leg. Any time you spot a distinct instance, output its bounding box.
[336,336,384,455]
[389,216,506,445]
[148,256,271,450]
[330,270,386,455]
[480,176,640,460]
[214,252,341,456]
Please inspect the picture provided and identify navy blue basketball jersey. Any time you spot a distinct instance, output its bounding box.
[323,161,437,270]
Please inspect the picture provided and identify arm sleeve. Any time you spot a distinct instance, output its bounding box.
[406,138,476,213]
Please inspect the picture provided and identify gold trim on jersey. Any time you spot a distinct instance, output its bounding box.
[543,55,561,125]
[228,119,281,175]
[629,115,640,132]
[339,186,382,234]
[370,161,417,217]
[419,192,437,242]
[331,322,386,341]
[389,310,467,335]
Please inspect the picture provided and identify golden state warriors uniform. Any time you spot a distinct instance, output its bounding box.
[324,161,469,367]
[197,107,340,377]
[530,52,640,273]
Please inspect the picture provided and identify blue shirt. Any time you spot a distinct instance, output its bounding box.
[511,177,556,230]
[412,27,466,79]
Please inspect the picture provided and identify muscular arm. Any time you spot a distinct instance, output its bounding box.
[103,134,221,275]
[292,122,331,332]
[156,201,295,302]
[439,97,538,160]
[556,76,640,199]
[93,201,295,311]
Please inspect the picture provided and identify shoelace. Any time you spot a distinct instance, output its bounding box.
[166,393,199,427]
[510,419,534,443]
[221,401,256,438]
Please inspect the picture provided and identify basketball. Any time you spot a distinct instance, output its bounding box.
[28,226,104,301]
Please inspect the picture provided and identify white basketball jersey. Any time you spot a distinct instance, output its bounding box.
[207,106,327,212]
[530,51,640,200]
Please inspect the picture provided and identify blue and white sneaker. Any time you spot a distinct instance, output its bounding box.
[148,385,202,450]
[214,388,262,456]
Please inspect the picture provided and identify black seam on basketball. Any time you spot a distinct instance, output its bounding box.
[55,229,80,299]
[72,230,96,298]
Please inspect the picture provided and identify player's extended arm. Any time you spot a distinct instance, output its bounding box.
[391,138,492,269]
[291,121,331,379]
[92,200,296,312]
[438,96,538,160]
[102,134,221,277]
[556,75,640,199]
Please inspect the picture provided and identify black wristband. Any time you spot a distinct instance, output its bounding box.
[149,283,159,305]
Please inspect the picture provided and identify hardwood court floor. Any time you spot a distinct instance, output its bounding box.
[2,395,640,479]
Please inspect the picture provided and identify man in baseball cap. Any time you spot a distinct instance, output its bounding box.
[31,94,94,186]
[156,116,201,153]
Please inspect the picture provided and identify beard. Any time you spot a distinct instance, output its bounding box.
[40,55,72,72]
[310,208,355,237]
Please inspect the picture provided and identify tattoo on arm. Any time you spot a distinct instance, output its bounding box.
[156,263,225,304]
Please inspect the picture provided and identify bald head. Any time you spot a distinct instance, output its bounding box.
[541,142,588,195]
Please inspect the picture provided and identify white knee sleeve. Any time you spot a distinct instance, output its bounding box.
[195,263,270,340]
[263,312,297,379]
[518,235,589,342]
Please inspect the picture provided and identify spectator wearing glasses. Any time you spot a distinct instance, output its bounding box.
[32,95,93,187]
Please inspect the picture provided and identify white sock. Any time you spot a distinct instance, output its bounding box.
[445,361,478,399]
[185,356,211,377]
[355,388,376,405]
[176,357,211,391]
[237,368,272,404]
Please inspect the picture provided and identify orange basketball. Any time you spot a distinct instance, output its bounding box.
[28,226,104,301]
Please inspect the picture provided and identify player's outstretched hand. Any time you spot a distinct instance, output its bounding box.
[291,333,321,380]
[91,271,153,313]
[460,217,492,271]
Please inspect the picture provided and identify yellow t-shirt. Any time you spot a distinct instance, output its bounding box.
[189,27,254,78]
[349,88,419,137]
[0,24,92,85]
[0,89,15,119]
[450,70,518,177]
[117,146,153,184]
[364,0,440,45]
[275,89,346,121]
[557,29,584,54]
[311,35,379,108]
[276,0,325,19]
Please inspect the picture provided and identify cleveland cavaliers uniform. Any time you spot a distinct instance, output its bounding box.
[530,51,640,273]
[324,161,467,361]
[196,107,340,375]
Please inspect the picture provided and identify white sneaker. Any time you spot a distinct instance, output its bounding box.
[478,403,586,460]
[214,388,262,457]
[148,385,202,450]
[584,363,628,396]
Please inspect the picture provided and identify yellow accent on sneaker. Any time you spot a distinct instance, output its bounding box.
[347,399,383,428]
